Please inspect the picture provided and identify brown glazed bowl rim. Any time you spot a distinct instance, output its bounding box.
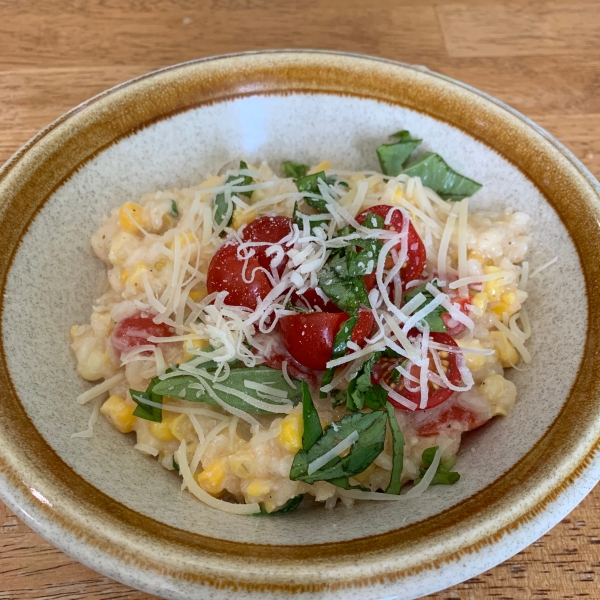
[1,50,600,599]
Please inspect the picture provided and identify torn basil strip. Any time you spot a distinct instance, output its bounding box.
[151,366,301,415]
[403,282,448,333]
[282,160,309,179]
[295,171,330,213]
[320,316,357,397]
[290,410,387,485]
[401,152,482,201]
[130,371,171,422]
[169,199,179,216]
[293,201,329,235]
[377,130,422,177]
[214,160,254,228]
[318,253,370,316]
[416,446,460,485]
[257,494,304,515]
[345,352,386,413]
[384,403,405,495]
[301,381,322,451]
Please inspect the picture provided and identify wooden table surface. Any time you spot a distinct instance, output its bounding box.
[2,0,600,598]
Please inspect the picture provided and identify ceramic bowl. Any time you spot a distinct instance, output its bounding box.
[1,50,599,600]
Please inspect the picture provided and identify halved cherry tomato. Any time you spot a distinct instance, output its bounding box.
[240,216,293,275]
[207,241,272,310]
[291,287,343,313]
[440,292,471,336]
[260,348,321,388]
[372,331,461,411]
[415,403,490,437]
[279,310,375,371]
[356,205,426,285]
[111,313,174,358]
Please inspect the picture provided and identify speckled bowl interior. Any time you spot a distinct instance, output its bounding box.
[1,52,600,600]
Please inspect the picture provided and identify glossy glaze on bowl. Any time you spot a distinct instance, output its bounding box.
[0,51,599,600]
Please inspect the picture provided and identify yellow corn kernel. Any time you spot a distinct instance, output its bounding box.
[483,266,504,300]
[120,269,130,285]
[467,251,485,263]
[457,339,487,371]
[197,458,228,496]
[188,285,207,303]
[353,462,376,484]
[470,292,488,315]
[278,410,304,453]
[169,414,195,442]
[231,208,258,231]
[125,262,148,290]
[77,347,105,381]
[229,451,255,478]
[489,331,519,367]
[149,414,177,442]
[480,374,510,416]
[198,175,224,191]
[183,337,210,361]
[154,258,167,272]
[308,160,332,175]
[161,213,173,230]
[100,395,137,433]
[247,480,271,497]
[167,232,197,251]
[261,498,280,514]
[119,202,146,233]
[390,188,405,206]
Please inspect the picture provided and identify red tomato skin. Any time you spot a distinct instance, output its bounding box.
[260,349,321,388]
[351,310,375,348]
[291,287,343,313]
[240,216,293,274]
[356,205,426,284]
[372,331,461,411]
[207,241,272,310]
[279,310,374,371]
[111,313,174,358]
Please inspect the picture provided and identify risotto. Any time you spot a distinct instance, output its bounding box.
[71,131,533,514]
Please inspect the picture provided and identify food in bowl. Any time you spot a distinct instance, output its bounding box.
[71,131,532,514]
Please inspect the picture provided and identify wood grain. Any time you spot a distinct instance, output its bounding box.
[1,0,599,598]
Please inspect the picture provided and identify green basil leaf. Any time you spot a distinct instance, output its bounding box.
[301,381,322,451]
[384,403,405,495]
[169,199,179,216]
[131,389,162,422]
[403,283,448,333]
[282,161,309,179]
[417,446,460,486]
[130,371,170,422]
[152,366,301,414]
[421,446,438,468]
[330,389,347,408]
[172,457,180,472]
[296,171,329,212]
[214,161,254,227]
[320,316,357,397]
[363,384,388,411]
[318,253,370,316]
[377,131,422,176]
[293,201,329,235]
[327,476,370,492]
[346,352,383,412]
[347,239,381,277]
[290,411,387,484]
[257,494,304,515]
[285,301,309,314]
[401,152,482,201]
